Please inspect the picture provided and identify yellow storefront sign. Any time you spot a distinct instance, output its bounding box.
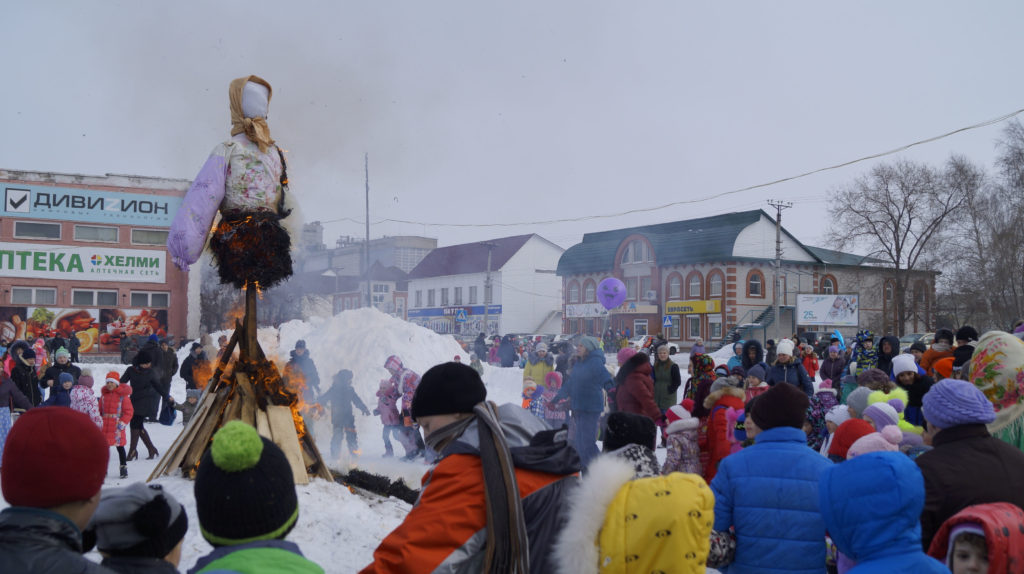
[665,300,721,314]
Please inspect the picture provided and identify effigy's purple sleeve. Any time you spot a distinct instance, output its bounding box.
[166,152,227,271]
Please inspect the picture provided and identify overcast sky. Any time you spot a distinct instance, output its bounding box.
[3,2,1023,253]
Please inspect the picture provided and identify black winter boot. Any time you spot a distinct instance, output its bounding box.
[119,465,128,478]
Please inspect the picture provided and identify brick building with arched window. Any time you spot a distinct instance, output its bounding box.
[556,210,937,350]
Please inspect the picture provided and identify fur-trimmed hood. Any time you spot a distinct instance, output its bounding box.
[554,453,716,574]
[741,339,765,370]
[553,455,636,574]
[703,385,745,410]
[527,351,554,367]
[665,416,700,434]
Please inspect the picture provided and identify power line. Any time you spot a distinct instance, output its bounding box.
[318,105,1024,229]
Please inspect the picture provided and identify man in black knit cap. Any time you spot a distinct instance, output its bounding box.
[362,361,580,574]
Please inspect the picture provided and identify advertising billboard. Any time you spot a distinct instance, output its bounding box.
[796,294,859,327]
[0,306,169,354]
[0,242,166,283]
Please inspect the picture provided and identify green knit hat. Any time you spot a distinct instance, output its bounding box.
[194,421,298,546]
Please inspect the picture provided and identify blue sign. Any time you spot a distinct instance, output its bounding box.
[3,184,182,227]
[662,315,673,327]
[454,309,468,322]
[407,304,502,319]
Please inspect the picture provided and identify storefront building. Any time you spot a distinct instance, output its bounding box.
[0,169,190,354]
[406,234,564,336]
[557,210,937,350]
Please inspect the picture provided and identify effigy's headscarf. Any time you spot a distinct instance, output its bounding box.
[967,331,1024,439]
[229,75,274,153]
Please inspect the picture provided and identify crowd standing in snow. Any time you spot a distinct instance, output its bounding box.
[2,321,1024,572]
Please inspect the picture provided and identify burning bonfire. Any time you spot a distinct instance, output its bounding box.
[148,288,332,484]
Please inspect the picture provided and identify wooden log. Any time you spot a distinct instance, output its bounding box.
[301,433,336,481]
[209,323,242,392]
[244,286,258,363]
[256,409,272,440]
[180,387,231,476]
[236,373,257,427]
[147,385,220,482]
[266,405,309,485]
[222,389,243,425]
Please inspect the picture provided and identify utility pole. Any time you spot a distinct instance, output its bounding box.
[364,153,371,310]
[482,242,497,336]
[767,200,792,340]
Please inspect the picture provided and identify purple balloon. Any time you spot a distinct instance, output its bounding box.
[597,277,627,310]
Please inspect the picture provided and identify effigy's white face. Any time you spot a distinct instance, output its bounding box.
[242,81,269,118]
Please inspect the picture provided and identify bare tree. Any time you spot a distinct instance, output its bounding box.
[828,158,969,336]
[940,121,1024,331]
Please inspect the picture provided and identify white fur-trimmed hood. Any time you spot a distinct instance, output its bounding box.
[553,455,636,574]
[665,417,700,434]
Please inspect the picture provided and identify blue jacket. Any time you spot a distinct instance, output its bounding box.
[765,361,814,396]
[819,452,948,573]
[554,349,611,413]
[710,426,832,574]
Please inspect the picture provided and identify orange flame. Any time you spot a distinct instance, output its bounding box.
[224,300,245,329]
[262,358,308,440]
[192,359,214,391]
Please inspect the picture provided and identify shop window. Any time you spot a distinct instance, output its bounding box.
[687,315,701,339]
[709,316,723,339]
[72,289,118,307]
[747,270,765,298]
[12,287,56,305]
[14,221,61,240]
[625,277,638,300]
[688,274,702,298]
[454,287,462,305]
[632,240,643,263]
[427,289,435,307]
[667,275,681,299]
[640,277,652,298]
[131,229,169,246]
[669,316,681,339]
[130,291,169,307]
[415,290,422,307]
[583,280,596,303]
[821,275,837,295]
[709,273,723,297]
[74,225,118,243]
[568,282,580,304]
[469,286,478,304]
[440,288,449,306]
[634,319,648,336]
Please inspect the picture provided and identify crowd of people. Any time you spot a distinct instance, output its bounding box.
[3,320,1024,573]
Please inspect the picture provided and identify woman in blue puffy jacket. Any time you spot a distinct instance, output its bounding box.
[553,336,613,469]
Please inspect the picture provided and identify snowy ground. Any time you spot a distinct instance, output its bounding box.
[2,308,724,572]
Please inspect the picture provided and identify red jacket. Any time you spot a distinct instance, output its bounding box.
[361,405,579,574]
[615,359,662,423]
[99,383,133,447]
[802,354,819,379]
[703,385,746,483]
[927,502,1024,571]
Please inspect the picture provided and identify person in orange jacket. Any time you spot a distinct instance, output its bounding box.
[361,362,581,574]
